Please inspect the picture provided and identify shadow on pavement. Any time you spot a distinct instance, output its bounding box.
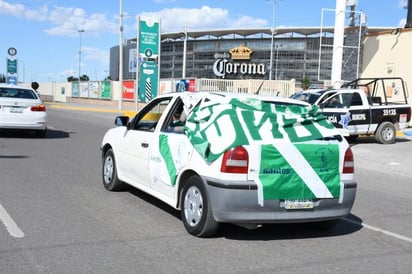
[0,128,71,139]
[122,184,363,240]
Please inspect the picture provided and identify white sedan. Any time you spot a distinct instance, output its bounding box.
[0,84,47,137]
[101,92,356,237]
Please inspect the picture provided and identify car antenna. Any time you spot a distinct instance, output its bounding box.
[254,80,265,95]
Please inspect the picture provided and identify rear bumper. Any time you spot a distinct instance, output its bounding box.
[203,176,357,224]
[0,122,47,131]
[0,116,47,130]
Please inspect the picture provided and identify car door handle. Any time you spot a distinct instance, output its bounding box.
[141,142,149,148]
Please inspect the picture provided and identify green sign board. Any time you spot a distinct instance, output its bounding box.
[7,59,17,74]
[139,61,158,102]
[139,18,160,58]
[101,81,111,99]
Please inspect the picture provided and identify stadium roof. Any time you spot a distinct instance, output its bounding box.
[158,26,393,41]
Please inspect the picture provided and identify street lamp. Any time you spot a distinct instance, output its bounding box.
[78,29,85,82]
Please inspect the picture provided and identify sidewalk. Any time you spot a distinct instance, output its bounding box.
[47,101,139,117]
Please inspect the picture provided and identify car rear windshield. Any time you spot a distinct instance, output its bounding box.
[0,87,37,99]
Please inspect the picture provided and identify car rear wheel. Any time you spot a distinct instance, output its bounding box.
[102,148,124,191]
[375,121,396,144]
[181,175,218,237]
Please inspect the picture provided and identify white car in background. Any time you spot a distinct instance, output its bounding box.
[0,84,47,137]
[101,92,356,237]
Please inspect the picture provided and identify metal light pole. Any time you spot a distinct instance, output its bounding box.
[118,0,124,110]
[182,25,187,79]
[78,29,85,82]
[267,0,281,80]
[275,44,282,80]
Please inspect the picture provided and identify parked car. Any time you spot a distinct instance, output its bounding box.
[0,84,47,137]
[101,91,356,237]
[293,78,411,144]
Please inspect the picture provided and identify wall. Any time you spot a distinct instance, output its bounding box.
[362,28,412,91]
[361,28,412,126]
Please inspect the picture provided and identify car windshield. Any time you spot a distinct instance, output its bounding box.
[0,87,37,99]
[291,89,328,104]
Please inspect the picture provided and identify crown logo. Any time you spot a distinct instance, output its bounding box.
[230,45,253,60]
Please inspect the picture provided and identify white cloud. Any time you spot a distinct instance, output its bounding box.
[398,18,407,27]
[45,6,117,37]
[0,1,117,37]
[60,69,77,78]
[0,0,25,17]
[82,46,110,66]
[399,0,408,9]
[141,6,268,32]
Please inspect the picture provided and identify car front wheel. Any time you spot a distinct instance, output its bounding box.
[102,148,124,191]
[181,175,218,237]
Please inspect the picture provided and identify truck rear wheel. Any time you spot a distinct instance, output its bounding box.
[375,121,396,144]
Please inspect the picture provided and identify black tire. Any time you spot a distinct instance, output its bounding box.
[181,175,218,237]
[102,149,124,191]
[375,121,396,144]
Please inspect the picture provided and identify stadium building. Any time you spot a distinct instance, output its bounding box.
[109,26,389,87]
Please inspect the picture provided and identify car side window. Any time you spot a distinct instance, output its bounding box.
[350,93,363,106]
[132,98,172,131]
[162,98,186,134]
[324,94,344,108]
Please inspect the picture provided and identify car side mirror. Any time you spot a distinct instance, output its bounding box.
[319,102,325,109]
[115,116,129,126]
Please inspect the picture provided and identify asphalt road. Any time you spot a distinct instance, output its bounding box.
[1,105,412,274]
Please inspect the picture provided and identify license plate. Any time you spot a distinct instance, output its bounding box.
[284,199,313,209]
[10,107,23,113]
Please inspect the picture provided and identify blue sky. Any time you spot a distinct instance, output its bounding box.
[0,0,408,83]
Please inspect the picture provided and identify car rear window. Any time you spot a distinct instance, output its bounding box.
[0,88,37,99]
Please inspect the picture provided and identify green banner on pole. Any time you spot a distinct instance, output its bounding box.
[139,61,158,102]
[7,59,17,74]
[139,18,160,58]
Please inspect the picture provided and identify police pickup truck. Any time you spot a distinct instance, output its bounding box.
[292,77,411,144]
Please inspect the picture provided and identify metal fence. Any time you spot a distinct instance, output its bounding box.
[196,79,296,98]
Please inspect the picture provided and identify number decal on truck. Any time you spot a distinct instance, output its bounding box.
[383,109,397,116]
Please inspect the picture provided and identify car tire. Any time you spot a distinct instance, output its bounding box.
[102,148,124,191]
[375,121,396,144]
[181,175,218,237]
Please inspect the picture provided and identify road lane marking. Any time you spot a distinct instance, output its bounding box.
[344,217,412,244]
[0,203,24,238]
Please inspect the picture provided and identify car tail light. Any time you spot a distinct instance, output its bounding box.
[220,146,249,174]
[31,104,46,112]
[343,147,354,174]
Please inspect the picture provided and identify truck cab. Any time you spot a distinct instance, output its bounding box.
[315,77,411,144]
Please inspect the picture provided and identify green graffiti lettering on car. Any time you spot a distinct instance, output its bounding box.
[159,134,177,185]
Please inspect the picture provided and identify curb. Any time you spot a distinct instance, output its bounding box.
[48,103,137,117]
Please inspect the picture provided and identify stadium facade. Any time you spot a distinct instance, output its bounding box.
[109,26,389,87]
